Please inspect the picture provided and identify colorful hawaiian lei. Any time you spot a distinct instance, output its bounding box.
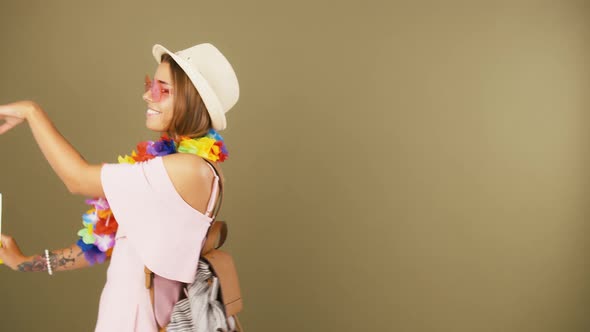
[76,129,228,264]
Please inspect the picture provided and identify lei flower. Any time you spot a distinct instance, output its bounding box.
[76,130,228,264]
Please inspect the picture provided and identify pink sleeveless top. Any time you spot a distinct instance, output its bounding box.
[94,156,219,332]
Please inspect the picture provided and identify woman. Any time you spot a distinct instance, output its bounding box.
[0,42,240,331]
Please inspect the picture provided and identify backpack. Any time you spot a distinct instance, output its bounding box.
[144,161,244,331]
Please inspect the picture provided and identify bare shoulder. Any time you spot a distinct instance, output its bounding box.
[161,153,215,183]
[160,153,217,213]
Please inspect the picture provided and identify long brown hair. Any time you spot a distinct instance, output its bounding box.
[161,54,212,138]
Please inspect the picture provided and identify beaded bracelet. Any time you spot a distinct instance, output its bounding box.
[44,249,53,276]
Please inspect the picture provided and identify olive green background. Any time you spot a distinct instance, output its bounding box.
[0,1,589,331]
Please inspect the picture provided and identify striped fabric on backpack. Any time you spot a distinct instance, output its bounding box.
[167,260,237,331]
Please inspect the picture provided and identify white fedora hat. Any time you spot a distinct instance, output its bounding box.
[152,43,239,131]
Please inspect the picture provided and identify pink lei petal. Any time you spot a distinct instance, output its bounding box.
[94,233,116,252]
[85,197,110,211]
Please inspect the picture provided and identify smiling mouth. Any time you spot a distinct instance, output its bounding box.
[146,108,161,116]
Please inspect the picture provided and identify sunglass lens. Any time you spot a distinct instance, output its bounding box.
[144,75,161,102]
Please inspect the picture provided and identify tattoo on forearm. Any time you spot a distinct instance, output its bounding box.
[17,255,47,272]
[51,249,76,269]
[17,248,79,272]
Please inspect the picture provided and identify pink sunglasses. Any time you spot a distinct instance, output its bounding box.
[144,75,172,102]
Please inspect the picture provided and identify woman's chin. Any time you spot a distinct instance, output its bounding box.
[145,121,166,132]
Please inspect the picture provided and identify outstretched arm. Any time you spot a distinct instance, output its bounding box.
[17,244,93,273]
[0,234,104,272]
[0,101,104,197]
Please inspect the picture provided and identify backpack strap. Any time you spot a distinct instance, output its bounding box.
[201,159,228,255]
[203,159,224,220]
[234,315,244,332]
[202,221,228,255]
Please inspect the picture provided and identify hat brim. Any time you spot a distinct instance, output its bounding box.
[152,44,226,131]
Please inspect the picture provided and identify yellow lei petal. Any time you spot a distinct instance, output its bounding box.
[118,155,136,164]
[98,209,111,219]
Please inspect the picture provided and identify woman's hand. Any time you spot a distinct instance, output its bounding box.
[0,234,28,271]
[0,101,38,135]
